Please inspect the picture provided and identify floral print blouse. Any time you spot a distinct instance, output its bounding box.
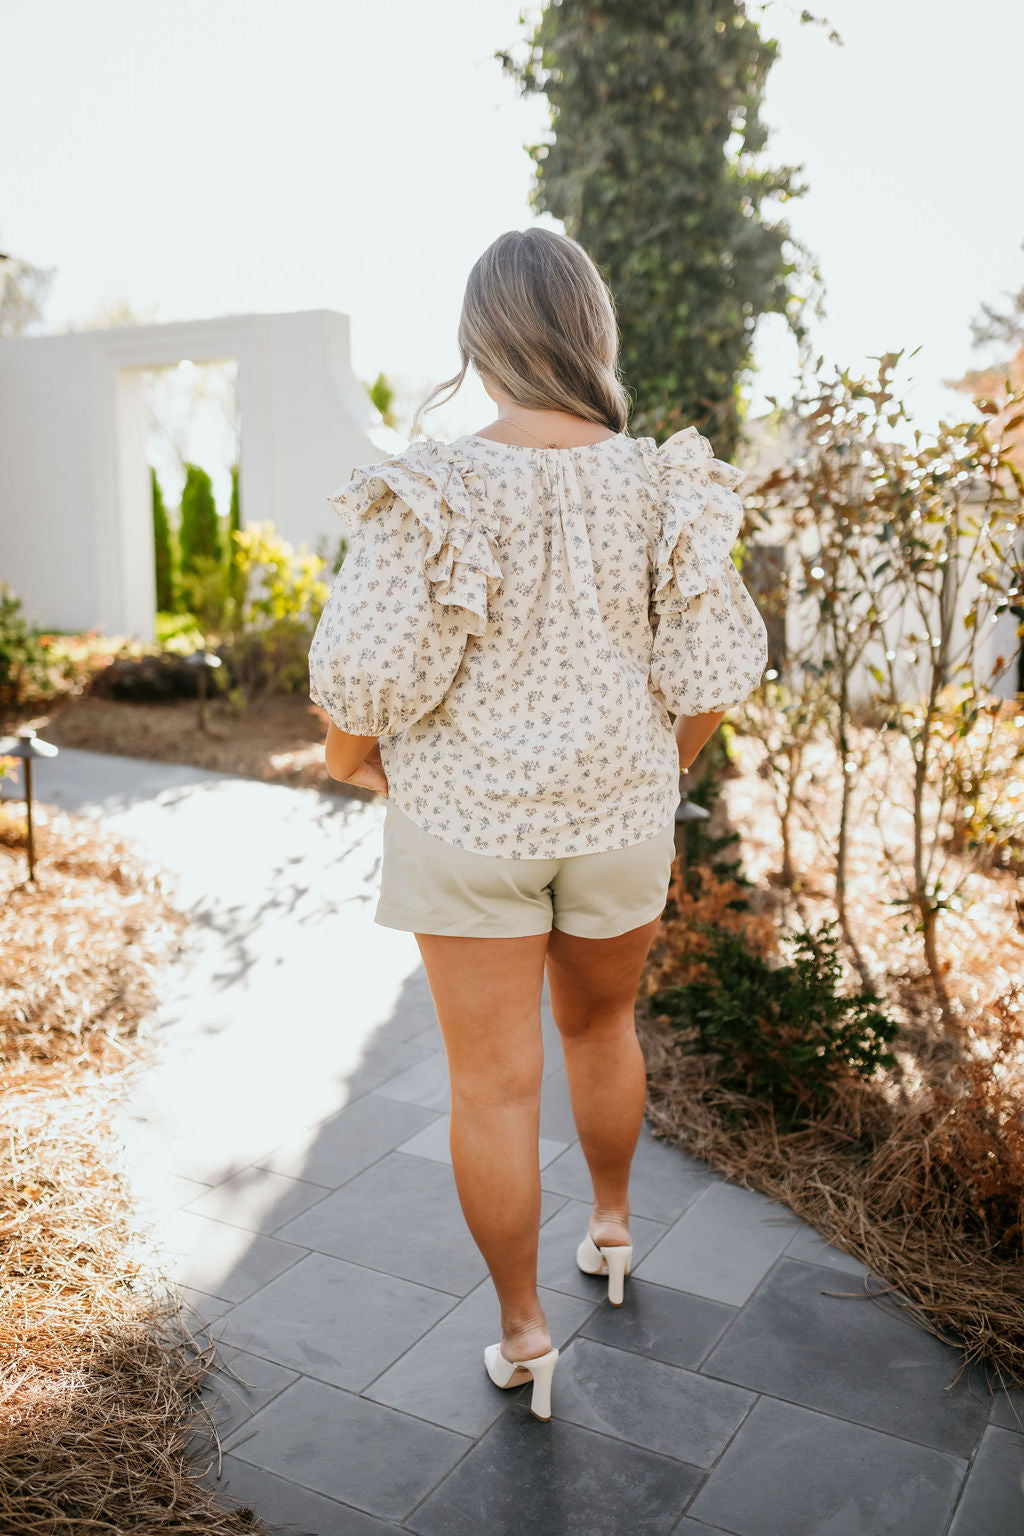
[308,428,768,858]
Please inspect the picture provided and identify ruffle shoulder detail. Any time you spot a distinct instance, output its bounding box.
[650,426,747,615]
[326,438,503,638]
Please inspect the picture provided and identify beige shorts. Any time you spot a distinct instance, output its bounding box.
[374,800,678,940]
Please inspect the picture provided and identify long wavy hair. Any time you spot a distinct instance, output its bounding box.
[411,228,632,437]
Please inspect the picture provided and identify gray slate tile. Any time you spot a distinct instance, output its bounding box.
[688,1395,965,1536]
[274,1151,565,1296]
[155,1209,306,1303]
[212,1455,399,1535]
[364,1281,596,1436]
[184,1166,331,1234]
[581,1277,738,1369]
[947,1424,1024,1535]
[224,1376,471,1522]
[550,1336,754,1464]
[257,1092,439,1188]
[186,1348,299,1466]
[541,1127,712,1225]
[989,1382,1024,1432]
[405,1402,702,1536]
[671,1523,732,1534]
[176,1284,236,1329]
[343,1033,437,1097]
[374,1053,453,1112]
[784,1220,873,1277]
[396,1112,568,1171]
[213,1250,456,1390]
[634,1180,800,1305]
[702,1258,989,1457]
[537,1065,579,1142]
[536,1196,668,1301]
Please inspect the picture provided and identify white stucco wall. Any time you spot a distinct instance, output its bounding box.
[0,309,395,642]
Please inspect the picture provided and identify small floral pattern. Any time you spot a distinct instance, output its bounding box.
[308,428,768,858]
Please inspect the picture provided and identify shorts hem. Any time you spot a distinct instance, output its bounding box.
[374,905,552,939]
[552,900,669,940]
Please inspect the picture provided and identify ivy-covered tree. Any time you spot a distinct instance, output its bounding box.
[498,0,835,454]
[178,463,221,579]
[151,466,174,612]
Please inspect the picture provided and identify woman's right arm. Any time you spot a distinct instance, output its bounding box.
[673,709,726,773]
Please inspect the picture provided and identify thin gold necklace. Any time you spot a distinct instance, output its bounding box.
[496,412,571,449]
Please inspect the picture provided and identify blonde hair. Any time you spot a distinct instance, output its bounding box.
[412,228,632,437]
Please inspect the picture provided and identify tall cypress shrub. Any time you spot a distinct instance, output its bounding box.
[151,466,174,612]
[226,463,246,622]
[178,464,221,579]
[498,0,832,455]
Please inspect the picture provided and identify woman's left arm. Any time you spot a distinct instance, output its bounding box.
[323,722,387,792]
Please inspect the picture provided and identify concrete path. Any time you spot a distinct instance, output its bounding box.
[7,747,1023,1535]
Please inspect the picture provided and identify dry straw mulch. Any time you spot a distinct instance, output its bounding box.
[636,737,1024,1409]
[0,802,273,1535]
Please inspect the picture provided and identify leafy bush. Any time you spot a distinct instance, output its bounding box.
[154,612,206,651]
[216,522,329,701]
[87,651,208,703]
[177,553,233,635]
[648,919,899,1123]
[0,585,51,711]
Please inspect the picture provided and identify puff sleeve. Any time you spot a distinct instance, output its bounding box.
[308,441,503,736]
[648,427,768,716]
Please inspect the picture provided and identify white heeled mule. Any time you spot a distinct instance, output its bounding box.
[576,1231,633,1305]
[483,1343,559,1421]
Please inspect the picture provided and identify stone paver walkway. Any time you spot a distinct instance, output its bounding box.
[7,747,1023,1535]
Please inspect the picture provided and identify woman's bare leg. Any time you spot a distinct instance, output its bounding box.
[543,916,662,1247]
[414,930,552,1363]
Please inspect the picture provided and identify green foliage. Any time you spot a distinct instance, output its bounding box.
[226,464,245,614]
[217,522,330,699]
[498,0,830,454]
[88,651,208,703]
[365,372,399,429]
[0,584,51,710]
[154,611,205,650]
[151,467,174,611]
[649,920,899,1123]
[178,463,221,581]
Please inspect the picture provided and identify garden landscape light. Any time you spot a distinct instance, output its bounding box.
[0,727,59,883]
[185,649,222,732]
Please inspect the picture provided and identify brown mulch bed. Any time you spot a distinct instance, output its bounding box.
[0,805,273,1534]
[636,732,1024,1404]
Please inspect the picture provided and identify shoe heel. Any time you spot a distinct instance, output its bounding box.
[525,1347,558,1420]
[600,1244,632,1306]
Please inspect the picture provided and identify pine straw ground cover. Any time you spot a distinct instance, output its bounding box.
[0,801,273,1534]
[636,730,1024,1411]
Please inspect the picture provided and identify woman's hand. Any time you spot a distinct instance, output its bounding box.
[340,738,389,798]
[323,723,390,797]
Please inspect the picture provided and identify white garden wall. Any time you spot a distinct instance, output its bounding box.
[0,309,392,642]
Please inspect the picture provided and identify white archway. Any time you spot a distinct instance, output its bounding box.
[0,309,391,641]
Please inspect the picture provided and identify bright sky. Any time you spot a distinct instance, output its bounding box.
[2,0,1022,451]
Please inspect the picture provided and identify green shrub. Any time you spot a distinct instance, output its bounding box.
[0,584,52,711]
[151,467,174,611]
[87,651,208,702]
[226,463,245,614]
[178,553,233,636]
[217,522,329,699]
[648,920,899,1123]
[178,464,221,580]
[154,612,205,651]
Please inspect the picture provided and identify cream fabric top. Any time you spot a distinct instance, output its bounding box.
[308,427,768,858]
